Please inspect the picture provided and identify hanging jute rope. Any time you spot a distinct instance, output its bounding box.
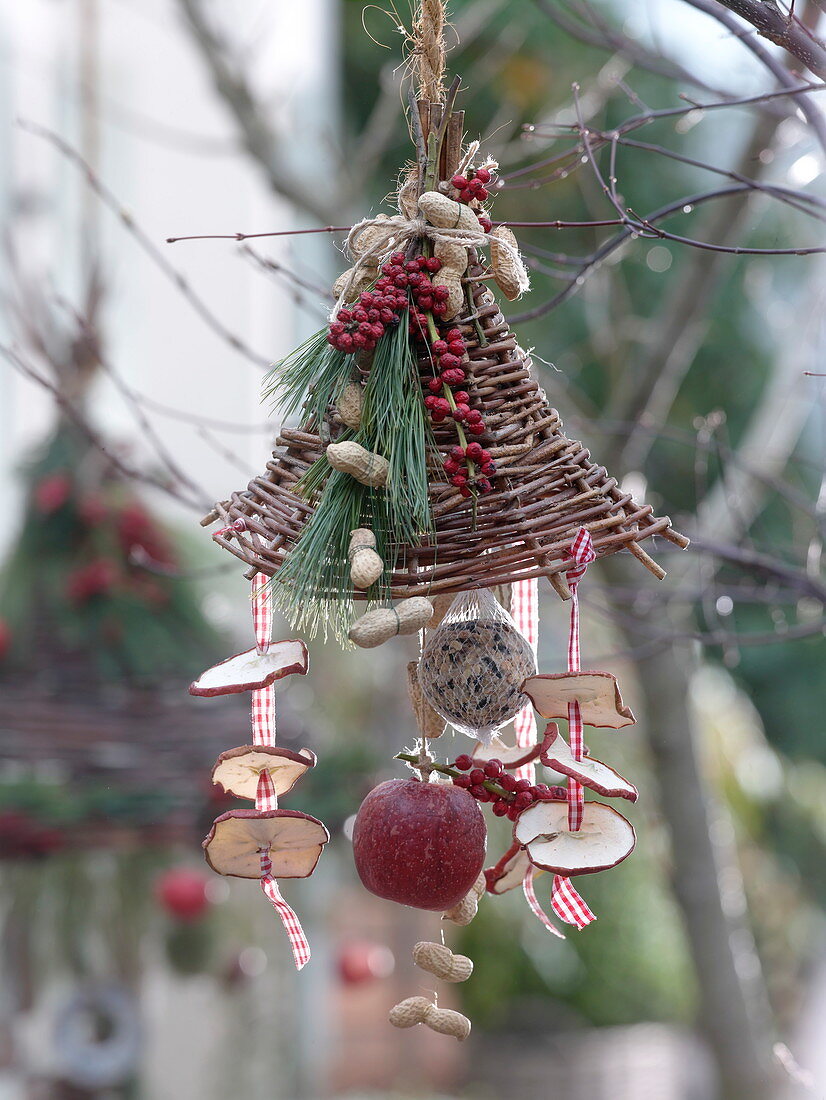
[413,0,447,102]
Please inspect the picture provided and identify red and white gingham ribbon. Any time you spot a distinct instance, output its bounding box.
[215,518,247,537]
[511,578,539,783]
[251,573,276,747]
[255,768,278,812]
[249,574,311,967]
[259,851,311,970]
[552,873,596,927]
[522,865,565,939]
[551,528,598,930]
[513,581,564,937]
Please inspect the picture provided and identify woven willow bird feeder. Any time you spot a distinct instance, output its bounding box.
[191,0,693,1010]
[203,103,686,608]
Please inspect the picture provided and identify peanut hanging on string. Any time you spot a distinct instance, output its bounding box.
[412,941,473,982]
[388,997,471,1041]
[443,871,486,926]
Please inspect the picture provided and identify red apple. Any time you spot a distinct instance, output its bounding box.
[352,778,487,911]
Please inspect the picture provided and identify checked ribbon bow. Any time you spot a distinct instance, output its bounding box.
[250,573,312,970]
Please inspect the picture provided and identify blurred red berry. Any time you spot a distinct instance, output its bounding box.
[34,473,71,515]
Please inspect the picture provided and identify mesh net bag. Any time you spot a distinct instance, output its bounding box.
[418,588,537,741]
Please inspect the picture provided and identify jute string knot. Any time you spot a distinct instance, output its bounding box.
[347,540,373,560]
[333,211,529,318]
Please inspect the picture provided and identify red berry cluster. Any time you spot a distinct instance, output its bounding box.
[328,237,497,497]
[450,166,494,234]
[451,755,564,821]
[327,252,435,354]
[441,442,495,496]
[422,330,478,420]
[383,253,453,338]
[420,323,493,496]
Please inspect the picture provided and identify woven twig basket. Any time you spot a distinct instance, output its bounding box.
[203,104,687,599]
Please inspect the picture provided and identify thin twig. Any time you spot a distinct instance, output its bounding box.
[18,118,272,371]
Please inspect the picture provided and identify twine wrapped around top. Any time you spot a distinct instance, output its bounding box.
[413,0,447,103]
[333,196,530,317]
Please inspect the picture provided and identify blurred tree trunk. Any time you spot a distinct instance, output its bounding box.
[589,64,820,1089]
[604,552,776,1099]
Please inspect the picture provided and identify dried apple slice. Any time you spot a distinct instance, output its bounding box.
[521,672,635,728]
[541,737,637,802]
[471,723,559,770]
[484,842,533,895]
[189,640,308,697]
[212,745,317,801]
[203,809,328,879]
[514,801,635,876]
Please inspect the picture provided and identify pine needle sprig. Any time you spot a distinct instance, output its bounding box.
[269,471,383,643]
[262,327,350,424]
[267,312,435,642]
[361,317,434,548]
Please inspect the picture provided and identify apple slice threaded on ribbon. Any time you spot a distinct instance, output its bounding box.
[521,671,635,728]
[540,737,637,802]
[514,801,635,876]
[189,640,308,697]
[211,745,316,801]
[203,809,328,879]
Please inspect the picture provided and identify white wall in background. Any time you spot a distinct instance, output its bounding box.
[0,0,337,561]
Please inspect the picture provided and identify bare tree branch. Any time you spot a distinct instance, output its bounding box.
[606,110,782,472]
[710,0,826,79]
[683,0,826,153]
[176,0,339,224]
[692,278,823,547]
[1,345,209,513]
[18,119,272,372]
[533,0,742,97]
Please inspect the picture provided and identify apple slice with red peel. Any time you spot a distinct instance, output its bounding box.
[211,745,317,801]
[514,801,635,876]
[541,738,637,802]
[471,723,559,770]
[190,640,308,697]
[203,808,328,879]
[484,842,533,895]
[521,672,635,728]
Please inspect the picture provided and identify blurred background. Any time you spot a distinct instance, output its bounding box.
[0,0,824,1097]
